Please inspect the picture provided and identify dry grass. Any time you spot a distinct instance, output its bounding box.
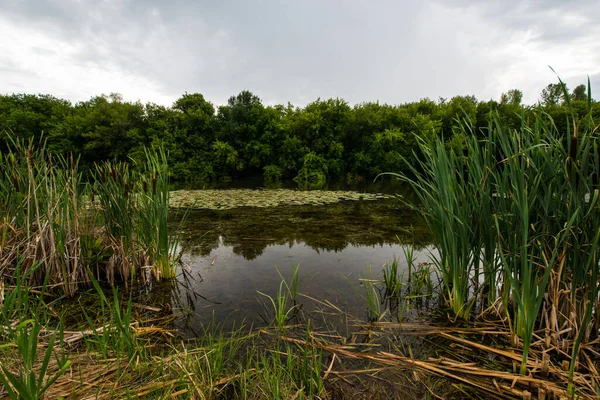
[2,318,596,399]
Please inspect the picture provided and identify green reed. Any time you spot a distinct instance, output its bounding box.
[386,135,476,320]
[1,131,178,295]
[386,78,600,375]
[135,147,174,279]
[94,161,137,285]
[258,265,304,330]
[0,136,88,295]
[382,257,401,297]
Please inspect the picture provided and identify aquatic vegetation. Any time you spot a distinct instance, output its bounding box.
[392,134,476,320]
[0,133,178,295]
[258,265,303,330]
[406,261,436,299]
[0,136,88,295]
[387,78,600,377]
[258,280,298,331]
[135,147,176,279]
[3,81,600,398]
[347,266,385,322]
[94,161,138,284]
[177,199,429,260]
[169,188,393,210]
[2,261,598,399]
[382,257,401,297]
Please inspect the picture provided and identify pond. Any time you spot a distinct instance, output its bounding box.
[146,179,437,335]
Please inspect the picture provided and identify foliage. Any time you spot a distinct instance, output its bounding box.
[0,319,71,400]
[2,83,598,184]
[0,131,178,296]
[263,164,283,185]
[386,78,600,379]
[294,152,328,188]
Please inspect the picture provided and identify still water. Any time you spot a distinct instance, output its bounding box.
[158,180,435,334]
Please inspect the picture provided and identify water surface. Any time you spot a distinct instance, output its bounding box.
[161,180,434,334]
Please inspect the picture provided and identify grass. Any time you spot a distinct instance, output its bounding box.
[1,260,598,398]
[0,133,179,295]
[2,78,600,397]
[0,265,333,399]
[258,265,303,330]
[382,257,401,297]
[383,77,600,378]
[0,319,71,400]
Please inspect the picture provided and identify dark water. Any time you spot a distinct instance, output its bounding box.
[155,179,436,335]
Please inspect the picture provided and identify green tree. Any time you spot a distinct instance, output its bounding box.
[571,84,587,101]
[162,93,216,181]
[294,152,328,188]
[0,94,71,150]
[540,83,565,106]
[500,89,523,105]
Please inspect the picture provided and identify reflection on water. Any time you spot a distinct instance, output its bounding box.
[165,188,434,334]
[177,199,429,259]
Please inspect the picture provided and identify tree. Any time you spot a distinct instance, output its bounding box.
[500,89,523,105]
[0,80,591,184]
[571,84,587,101]
[0,94,71,150]
[540,83,565,106]
[438,95,478,138]
[164,93,216,181]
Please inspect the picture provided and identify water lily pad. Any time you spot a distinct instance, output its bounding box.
[169,189,394,210]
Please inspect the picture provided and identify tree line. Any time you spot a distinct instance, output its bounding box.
[0,83,597,186]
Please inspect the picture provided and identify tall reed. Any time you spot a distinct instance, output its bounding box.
[386,135,476,320]
[94,161,137,285]
[0,136,87,295]
[135,147,176,279]
[0,132,178,295]
[386,78,600,375]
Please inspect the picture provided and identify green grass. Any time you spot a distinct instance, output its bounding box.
[382,257,401,297]
[0,132,179,295]
[383,77,600,376]
[258,265,303,331]
[0,319,71,400]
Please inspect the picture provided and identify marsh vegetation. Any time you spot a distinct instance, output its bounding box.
[1,79,600,399]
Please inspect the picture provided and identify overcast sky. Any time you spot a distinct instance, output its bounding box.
[1,0,599,107]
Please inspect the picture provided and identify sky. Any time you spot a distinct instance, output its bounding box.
[1,0,599,107]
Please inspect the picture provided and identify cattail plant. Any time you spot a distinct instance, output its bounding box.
[1,131,179,296]
[384,134,477,320]
[135,146,177,280]
[94,161,137,286]
[0,135,88,295]
[384,77,600,376]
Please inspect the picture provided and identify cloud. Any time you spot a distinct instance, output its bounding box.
[433,0,600,102]
[1,0,599,106]
[0,10,175,104]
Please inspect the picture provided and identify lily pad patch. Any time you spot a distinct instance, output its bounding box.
[169,189,393,210]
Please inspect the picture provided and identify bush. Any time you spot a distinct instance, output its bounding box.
[263,165,283,185]
[294,152,327,189]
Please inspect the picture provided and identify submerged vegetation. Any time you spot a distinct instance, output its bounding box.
[176,198,429,265]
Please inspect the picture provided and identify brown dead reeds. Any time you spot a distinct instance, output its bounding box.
[0,134,177,296]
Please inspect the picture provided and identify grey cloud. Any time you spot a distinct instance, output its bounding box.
[1,0,599,106]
